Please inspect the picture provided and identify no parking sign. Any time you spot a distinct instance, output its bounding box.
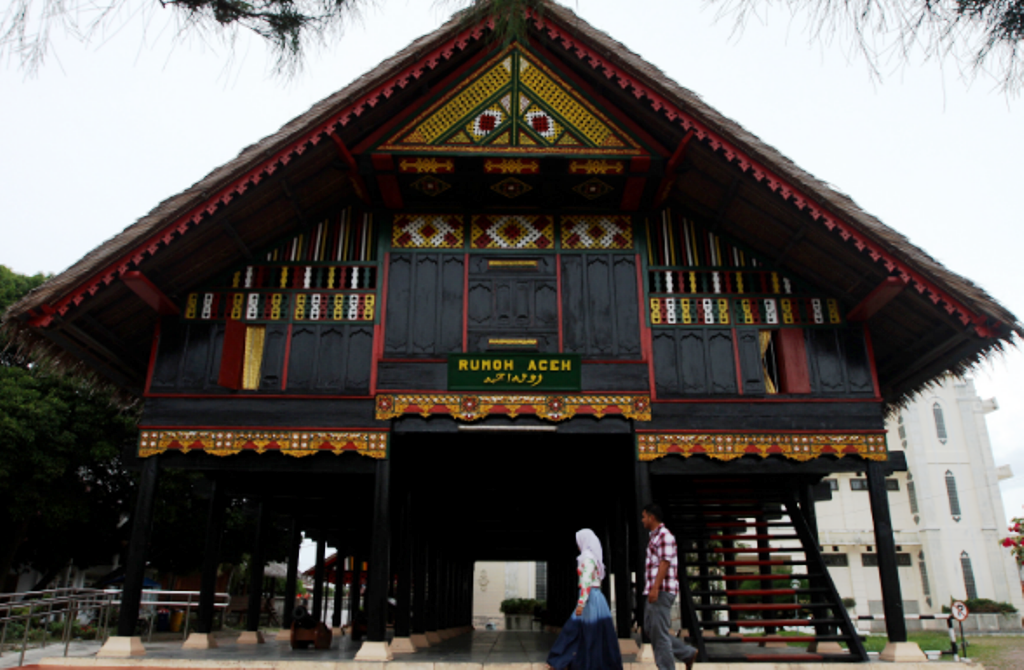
[951,601,969,622]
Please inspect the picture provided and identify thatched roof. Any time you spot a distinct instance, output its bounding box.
[3,0,1019,406]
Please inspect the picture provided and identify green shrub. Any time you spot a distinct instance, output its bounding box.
[500,598,545,614]
[941,598,1018,614]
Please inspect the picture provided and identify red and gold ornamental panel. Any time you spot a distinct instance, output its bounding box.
[138,429,389,459]
[635,431,887,462]
[375,393,651,423]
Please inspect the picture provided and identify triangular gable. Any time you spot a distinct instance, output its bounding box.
[645,208,842,327]
[377,45,645,156]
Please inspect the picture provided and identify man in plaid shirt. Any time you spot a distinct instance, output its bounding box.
[642,503,696,670]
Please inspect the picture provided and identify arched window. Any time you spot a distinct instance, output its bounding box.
[945,470,961,521]
[907,472,920,520]
[933,403,947,443]
[960,552,978,600]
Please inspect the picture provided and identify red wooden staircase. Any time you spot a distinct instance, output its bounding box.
[661,478,868,663]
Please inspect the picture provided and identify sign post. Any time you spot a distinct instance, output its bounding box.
[951,600,969,661]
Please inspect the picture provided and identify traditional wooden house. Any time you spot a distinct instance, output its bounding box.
[4,0,1021,663]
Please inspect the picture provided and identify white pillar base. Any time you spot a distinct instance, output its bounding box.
[636,643,649,662]
[390,636,417,653]
[811,641,846,653]
[236,630,265,644]
[97,636,146,657]
[354,640,393,661]
[182,632,218,650]
[618,638,640,654]
[879,641,927,662]
[411,633,430,647]
[425,630,442,644]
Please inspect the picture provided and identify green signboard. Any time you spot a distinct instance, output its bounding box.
[448,353,582,391]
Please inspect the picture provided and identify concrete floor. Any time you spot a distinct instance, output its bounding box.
[27,631,939,669]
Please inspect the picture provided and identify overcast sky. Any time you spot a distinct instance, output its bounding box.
[2,0,1021,565]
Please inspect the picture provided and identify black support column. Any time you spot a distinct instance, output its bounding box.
[611,499,631,639]
[196,478,225,636]
[412,529,428,641]
[634,460,653,640]
[243,501,270,640]
[394,492,413,641]
[282,521,301,630]
[866,461,907,643]
[332,549,345,630]
[363,459,392,651]
[312,536,327,622]
[349,554,363,638]
[116,457,161,638]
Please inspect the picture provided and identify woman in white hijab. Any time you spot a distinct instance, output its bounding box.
[545,529,623,670]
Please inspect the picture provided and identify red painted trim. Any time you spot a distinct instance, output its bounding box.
[143,393,376,400]
[352,47,496,154]
[371,153,395,171]
[329,135,371,204]
[731,327,745,395]
[635,428,887,434]
[380,358,447,364]
[123,271,180,315]
[527,9,990,335]
[651,397,882,404]
[847,276,906,322]
[620,176,646,211]
[144,320,161,395]
[655,130,695,206]
[140,424,389,431]
[776,328,811,394]
[462,253,470,352]
[281,324,293,391]
[377,174,404,209]
[630,156,651,173]
[556,252,564,353]
[635,254,657,400]
[373,251,392,396]
[218,319,246,390]
[863,322,882,400]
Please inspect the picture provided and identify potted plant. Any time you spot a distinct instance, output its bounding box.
[500,598,542,631]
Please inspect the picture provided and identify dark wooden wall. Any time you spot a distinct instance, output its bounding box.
[151,320,372,395]
[651,325,874,398]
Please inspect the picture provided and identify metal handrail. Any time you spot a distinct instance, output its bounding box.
[0,588,229,667]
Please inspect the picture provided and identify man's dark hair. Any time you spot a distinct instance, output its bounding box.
[643,503,664,522]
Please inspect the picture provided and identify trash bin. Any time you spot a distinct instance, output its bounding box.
[156,609,170,632]
[170,610,185,633]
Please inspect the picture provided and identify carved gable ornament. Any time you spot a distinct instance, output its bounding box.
[377,45,645,156]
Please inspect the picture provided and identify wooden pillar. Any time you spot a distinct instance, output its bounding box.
[116,457,161,638]
[196,478,225,634]
[612,498,632,639]
[349,554,363,637]
[425,539,440,638]
[332,548,345,629]
[392,490,414,651]
[412,529,428,636]
[244,502,270,635]
[282,521,301,630]
[312,536,327,621]
[365,459,392,643]
[867,461,907,643]
[634,460,653,640]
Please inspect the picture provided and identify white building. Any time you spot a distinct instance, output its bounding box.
[816,377,1024,627]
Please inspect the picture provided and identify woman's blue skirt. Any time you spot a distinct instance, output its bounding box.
[546,588,623,670]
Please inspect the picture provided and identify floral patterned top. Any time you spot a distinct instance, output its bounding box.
[576,556,601,609]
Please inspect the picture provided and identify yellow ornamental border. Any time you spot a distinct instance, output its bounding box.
[635,432,888,462]
[375,394,651,423]
[138,429,388,459]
